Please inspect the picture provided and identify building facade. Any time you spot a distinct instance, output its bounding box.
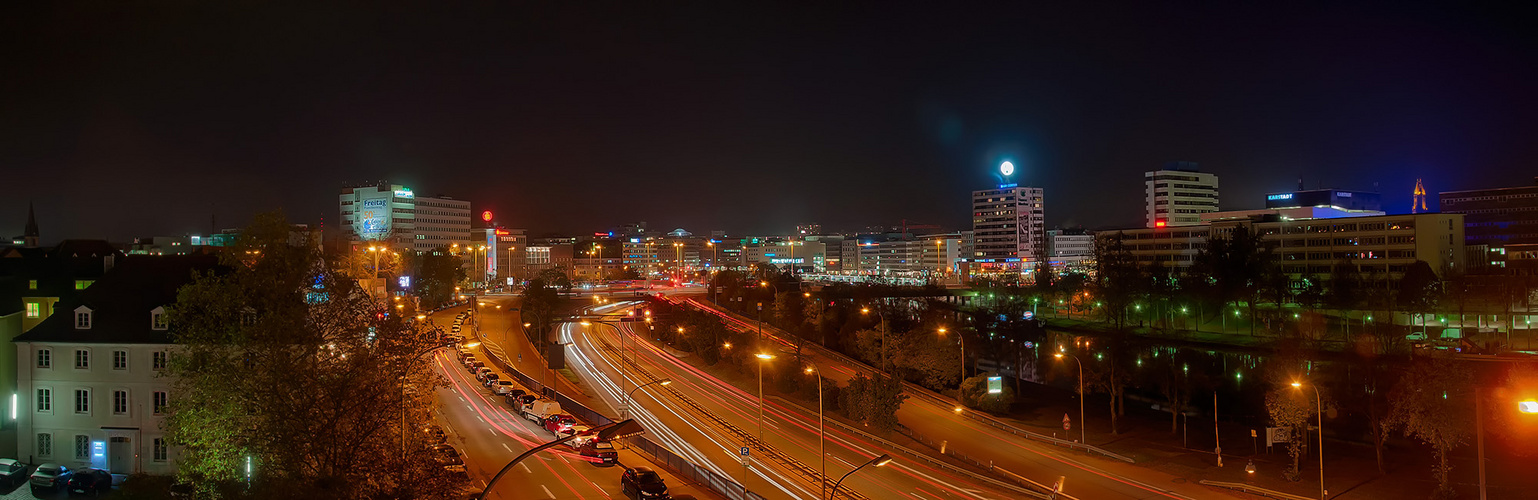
[412,196,473,253]
[971,186,1046,267]
[1100,212,1465,285]
[1439,179,1538,248]
[339,182,474,253]
[1145,163,1219,228]
[1047,229,1096,270]
[13,256,219,474]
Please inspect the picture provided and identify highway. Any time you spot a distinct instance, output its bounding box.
[681,295,1236,500]
[425,303,715,500]
[566,300,1031,500]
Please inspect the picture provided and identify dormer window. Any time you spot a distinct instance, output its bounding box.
[151,306,168,330]
[74,306,92,330]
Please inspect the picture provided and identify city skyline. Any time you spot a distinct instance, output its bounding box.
[5,3,1536,240]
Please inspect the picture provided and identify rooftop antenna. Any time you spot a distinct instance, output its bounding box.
[1412,179,1428,213]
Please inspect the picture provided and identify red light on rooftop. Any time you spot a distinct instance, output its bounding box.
[481,210,494,222]
[1154,220,1167,228]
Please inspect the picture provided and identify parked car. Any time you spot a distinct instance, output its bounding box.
[29,463,72,494]
[0,458,26,486]
[516,394,539,409]
[1405,331,1427,341]
[543,414,577,435]
[493,380,516,395]
[430,444,467,476]
[577,440,618,466]
[522,400,563,425]
[424,425,447,443]
[66,468,111,496]
[620,467,670,499]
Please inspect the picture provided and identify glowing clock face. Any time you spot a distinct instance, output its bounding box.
[1000,161,1015,177]
[481,211,493,222]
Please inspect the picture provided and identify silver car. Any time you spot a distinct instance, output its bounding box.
[29,463,70,492]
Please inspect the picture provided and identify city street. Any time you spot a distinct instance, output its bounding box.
[684,296,1234,500]
[427,303,715,499]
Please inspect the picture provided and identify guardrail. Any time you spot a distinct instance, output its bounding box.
[1196,480,1314,500]
[685,299,1136,464]
[597,336,867,500]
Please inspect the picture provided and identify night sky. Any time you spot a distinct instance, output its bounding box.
[4,3,1536,241]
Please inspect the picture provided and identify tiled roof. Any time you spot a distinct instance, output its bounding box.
[13,255,224,344]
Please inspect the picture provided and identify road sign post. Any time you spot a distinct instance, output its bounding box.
[1062,413,1071,431]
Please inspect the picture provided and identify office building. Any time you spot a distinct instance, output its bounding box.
[1100,212,1464,284]
[1440,179,1538,248]
[1145,162,1219,228]
[971,186,1045,267]
[1047,229,1096,270]
[338,182,473,253]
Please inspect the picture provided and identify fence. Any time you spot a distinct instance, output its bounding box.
[686,298,1136,464]
[1197,480,1313,500]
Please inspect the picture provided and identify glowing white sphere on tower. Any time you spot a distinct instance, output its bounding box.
[1000,161,1015,177]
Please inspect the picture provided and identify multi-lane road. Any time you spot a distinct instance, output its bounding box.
[425,302,714,500]
[439,290,1242,500]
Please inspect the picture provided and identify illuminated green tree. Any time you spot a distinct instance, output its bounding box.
[165,212,461,498]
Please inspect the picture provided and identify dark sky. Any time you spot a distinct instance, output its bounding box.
[4,2,1536,241]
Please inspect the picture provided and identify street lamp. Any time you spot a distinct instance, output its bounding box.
[755,353,775,438]
[828,453,893,500]
[1521,400,1538,414]
[939,327,965,394]
[860,307,888,375]
[623,379,671,419]
[805,362,826,500]
[1291,381,1325,500]
[1053,352,1086,444]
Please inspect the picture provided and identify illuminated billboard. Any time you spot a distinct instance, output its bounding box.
[356,198,391,240]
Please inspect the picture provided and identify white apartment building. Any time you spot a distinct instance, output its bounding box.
[12,256,216,474]
[971,186,1046,266]
[1145,163,1219,228]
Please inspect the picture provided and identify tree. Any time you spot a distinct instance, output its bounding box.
[959,374,1015,413]
[1265,387,1316,481]
[838,373,907,431]
[1083,333,1134,434]
[1327,258,1364,339]
[1093,233,1141,329]
[165,212,460,498]
[538,267,573,292]
[1386,356,1475,498]
[1192,224,1271,336]
[1398,260,1440,328]
[412,248,465,309]
[520,276,561,348]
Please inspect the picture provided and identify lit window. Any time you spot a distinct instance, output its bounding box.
[74,280,93,290]
[25,302,40,318]
[28,280,37,290]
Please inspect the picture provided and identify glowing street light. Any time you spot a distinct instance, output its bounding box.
[1292,381,1325,500]
[755,353,776,438]
[1520,400,1538,414]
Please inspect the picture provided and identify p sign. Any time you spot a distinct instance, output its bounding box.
[987,376,1003,394]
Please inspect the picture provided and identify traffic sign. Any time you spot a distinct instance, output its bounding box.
[1062,413,1071,431]
[740,446,750,457]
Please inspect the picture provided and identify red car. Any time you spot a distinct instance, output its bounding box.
[543,414,576,435]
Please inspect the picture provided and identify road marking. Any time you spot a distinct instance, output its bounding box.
[503,443,513,452]
[541,485,555,499]
[476,415,486,423]
[520,463,532,473]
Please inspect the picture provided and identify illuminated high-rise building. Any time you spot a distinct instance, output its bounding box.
[1144,162,1219,228]
[338,182,472,253]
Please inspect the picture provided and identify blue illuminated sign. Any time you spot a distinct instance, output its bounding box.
[92,441,105,458]
[1267,193,1294,201]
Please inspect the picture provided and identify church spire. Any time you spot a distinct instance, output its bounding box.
[23,202,39,248]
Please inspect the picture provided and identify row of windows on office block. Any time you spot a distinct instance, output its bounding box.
[35,387,167,416]
[36,349,167,371]
[35,434,167,462]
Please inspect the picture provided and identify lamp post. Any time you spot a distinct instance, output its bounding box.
[624,379,672,419]
[860,307,888,375]
[367,246,382,279]
[1054,352,1086,444]
[828,453,893,500]
[1291,381,1325,500]
[804,362,826,500]
[755,353,775,439]
[939,327,965,393]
